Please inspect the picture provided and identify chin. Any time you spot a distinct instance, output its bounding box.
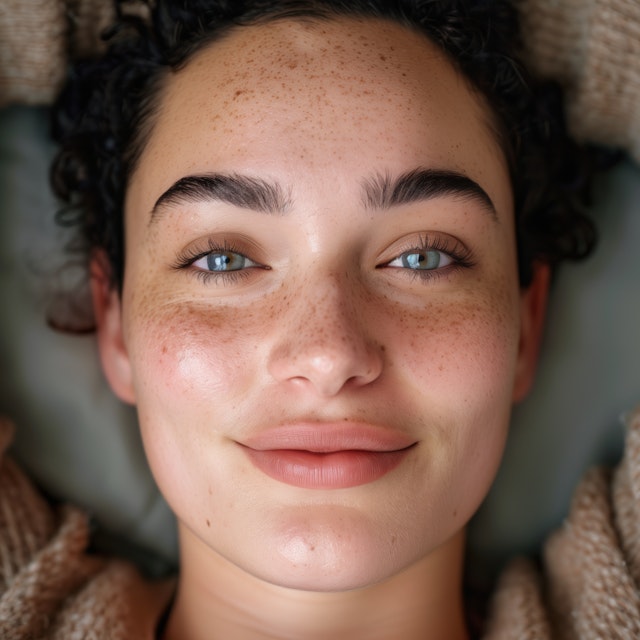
[255,557,399,594]
[242,511,420,593]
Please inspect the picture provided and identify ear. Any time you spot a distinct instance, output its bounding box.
[512,262,550,403]
[90,251,136,404]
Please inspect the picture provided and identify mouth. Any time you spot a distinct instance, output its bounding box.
[240,423,416,490]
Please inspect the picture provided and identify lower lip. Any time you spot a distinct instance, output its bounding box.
[242,447,412,489]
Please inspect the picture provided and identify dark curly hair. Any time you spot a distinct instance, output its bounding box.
[51,0,602,306]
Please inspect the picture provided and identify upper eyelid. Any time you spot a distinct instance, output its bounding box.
[379,234,475,266]
[174,238,257,270]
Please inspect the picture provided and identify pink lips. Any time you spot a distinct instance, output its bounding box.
[241,424,415,489]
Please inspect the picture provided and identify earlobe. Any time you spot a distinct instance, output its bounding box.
[512,262,551,403]
[90,252,136,404]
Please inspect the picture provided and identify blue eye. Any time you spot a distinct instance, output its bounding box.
[193,250,258,272]
[388,249,453,271]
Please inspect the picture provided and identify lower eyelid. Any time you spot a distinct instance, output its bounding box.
[192,268,254,286]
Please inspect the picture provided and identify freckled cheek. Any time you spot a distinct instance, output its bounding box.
[389,296,520,399]
[126,303,263,412]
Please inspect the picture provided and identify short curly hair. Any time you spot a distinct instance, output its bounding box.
[51,0,601,300]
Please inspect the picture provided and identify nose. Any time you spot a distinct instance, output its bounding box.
[267,274,384,396]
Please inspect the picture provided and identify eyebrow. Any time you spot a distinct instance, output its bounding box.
[150,168,497,222]
[362,168,497,219]
[151,173,292,221]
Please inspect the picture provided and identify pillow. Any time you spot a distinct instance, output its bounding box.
[469,157,640,577]
[0,106,177,565]
[1,105,639,575]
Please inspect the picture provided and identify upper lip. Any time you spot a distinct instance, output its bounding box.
[241,422,416,453]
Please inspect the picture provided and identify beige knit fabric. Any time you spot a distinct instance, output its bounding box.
[0,0,114,106]
[0,417,173,640]
[484,405,640,639]
[519,0,640,163]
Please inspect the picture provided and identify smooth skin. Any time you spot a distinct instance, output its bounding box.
[93,17,549,640]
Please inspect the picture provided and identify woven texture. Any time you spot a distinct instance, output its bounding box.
[0,418,173,640]
[0,0,113,106]
[520,0,640,163]
[485,406,640,638]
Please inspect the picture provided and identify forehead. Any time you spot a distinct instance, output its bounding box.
[130,16,510,218]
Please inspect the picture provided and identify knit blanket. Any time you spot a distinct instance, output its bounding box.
[0,418,173,640]
[485,405,640,638]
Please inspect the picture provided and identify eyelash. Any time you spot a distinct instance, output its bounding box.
[380,234,476,281]
[173,233,475,285]
[173,239,266,285]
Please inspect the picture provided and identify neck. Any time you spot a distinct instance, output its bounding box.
[162,526,469,640]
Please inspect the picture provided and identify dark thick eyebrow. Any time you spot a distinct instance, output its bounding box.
[151,173,291,221]
[362,168,497,220]
[150,168,496,223]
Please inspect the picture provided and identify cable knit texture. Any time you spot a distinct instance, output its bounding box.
[484,405,640,638]
[0,418,173,639]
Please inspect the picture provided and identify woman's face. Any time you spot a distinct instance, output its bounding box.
[96,17,546,591]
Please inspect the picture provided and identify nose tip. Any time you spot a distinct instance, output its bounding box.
[270,343,383,397]
[308,347,382,396]
[267,288,384,397]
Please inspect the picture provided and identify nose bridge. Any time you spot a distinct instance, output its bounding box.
[296,270,359,342]
[267,269,382,395]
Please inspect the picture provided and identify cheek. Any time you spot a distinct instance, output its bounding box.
[127,300,263,409]
[390,291,520,404]
[385,289,520,512]
[122,299,264,520]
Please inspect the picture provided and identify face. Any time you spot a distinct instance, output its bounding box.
[95,17,547,591]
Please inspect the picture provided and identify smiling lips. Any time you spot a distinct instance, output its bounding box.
[241,424,416,489]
